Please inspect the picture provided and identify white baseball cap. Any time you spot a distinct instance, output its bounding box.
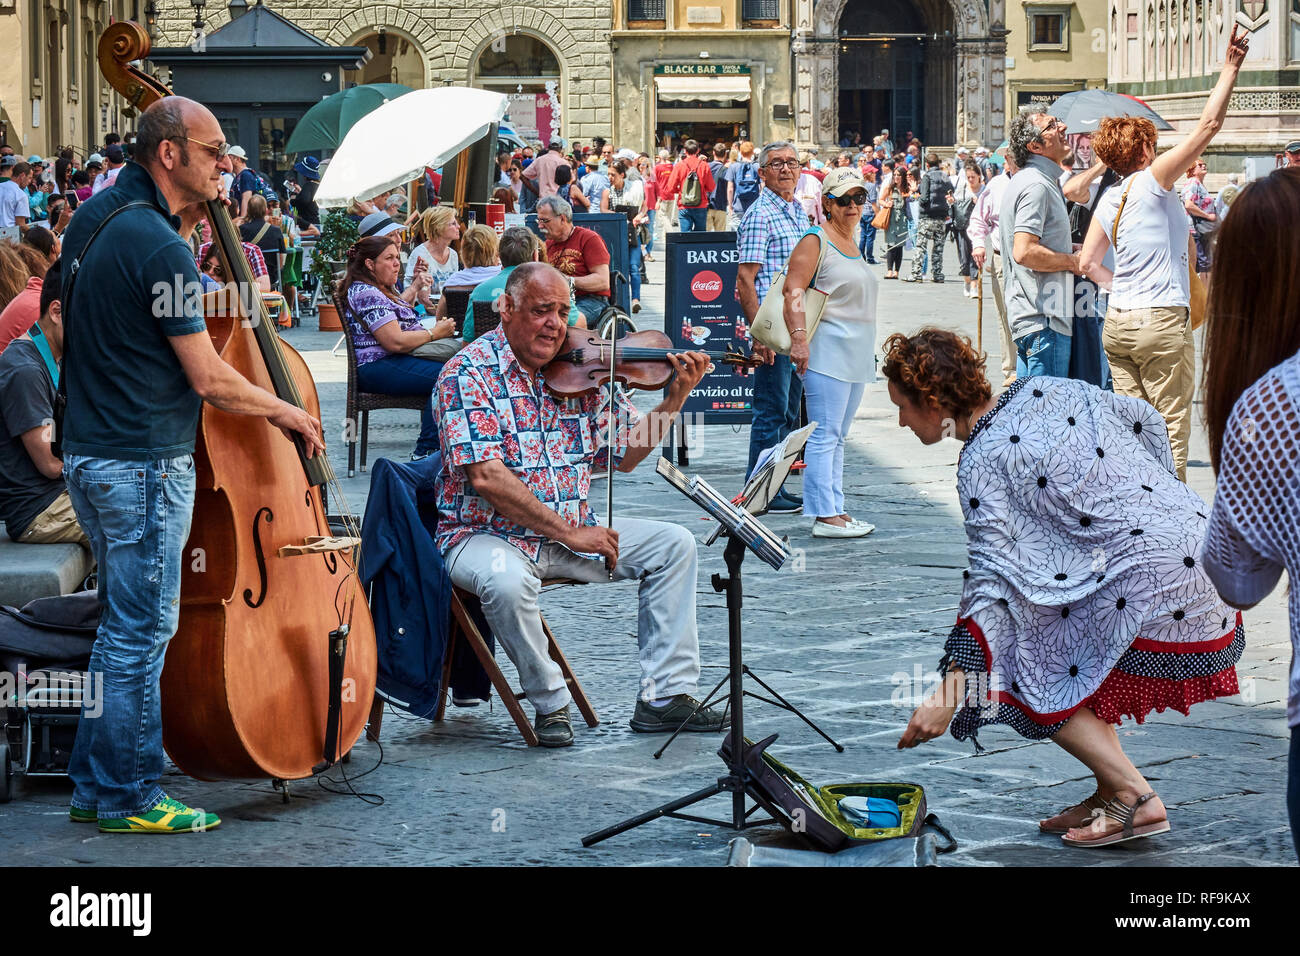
[227,145,248,159]
[956,147,970,155]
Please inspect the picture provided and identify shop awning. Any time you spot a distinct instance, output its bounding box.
[654,75,751,104]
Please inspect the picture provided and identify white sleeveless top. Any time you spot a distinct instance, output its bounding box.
[806,226,878,383]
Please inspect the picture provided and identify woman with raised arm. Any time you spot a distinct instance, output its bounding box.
[1079,25,1250,481]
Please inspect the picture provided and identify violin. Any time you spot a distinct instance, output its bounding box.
[544,327,758,397]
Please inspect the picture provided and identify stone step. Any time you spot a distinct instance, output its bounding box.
[0,540,93,608]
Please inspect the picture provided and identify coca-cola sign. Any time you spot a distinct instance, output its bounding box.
[691,270,723,302]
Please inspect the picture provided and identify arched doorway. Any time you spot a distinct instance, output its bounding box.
[472,33,562,145]
[344,29,427,88]
[836,0,954,147]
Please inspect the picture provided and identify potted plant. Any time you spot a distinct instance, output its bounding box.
[309,209,359,331]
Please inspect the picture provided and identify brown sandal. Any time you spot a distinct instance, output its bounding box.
[1039,790,1106,834]
[1061,791,1170,848]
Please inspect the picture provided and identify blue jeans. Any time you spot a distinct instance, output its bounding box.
[574,294,611,324]
[628,241,642,302]
[1015,326,1072,379]
[645,209,656,255]
[1094,290,1112,391]
[858,222,877,261]
[64,453,196,818]
[678,207,707,232]
[801,370,866,518]
[747,353,804,479]
[356,354,444,455]
[1290,728,1300,860]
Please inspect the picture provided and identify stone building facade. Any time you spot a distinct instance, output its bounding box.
[1107,0,1300,169]
[1,0,147,157]
[148,0,615,144]
[791,0,1009,149]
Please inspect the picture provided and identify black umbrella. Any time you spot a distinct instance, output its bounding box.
[1048,89,1173,132]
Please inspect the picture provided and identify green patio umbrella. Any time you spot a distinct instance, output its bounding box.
[284,83,414,155]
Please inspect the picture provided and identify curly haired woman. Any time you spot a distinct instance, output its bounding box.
[885,328,1244,848]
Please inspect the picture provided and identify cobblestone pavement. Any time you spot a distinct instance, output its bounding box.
[2,248,1294,867]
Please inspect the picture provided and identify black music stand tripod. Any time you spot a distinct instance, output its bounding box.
[582,531,783,846]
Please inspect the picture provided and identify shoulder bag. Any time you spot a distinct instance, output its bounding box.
[870,196,892,231]
[750,228,828,356]
[1111,176,1206,331]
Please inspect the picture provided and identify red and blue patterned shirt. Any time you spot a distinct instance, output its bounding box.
[434,326,640,559]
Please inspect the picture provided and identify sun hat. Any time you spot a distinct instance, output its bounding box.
[293,156,321,180]
[359,212,404,239]
[821,166,866,198]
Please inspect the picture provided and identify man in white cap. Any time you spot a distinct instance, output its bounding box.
[226,145,257,219]
[953,146,970,183]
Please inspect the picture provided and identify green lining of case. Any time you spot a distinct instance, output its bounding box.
[757,747,923,841]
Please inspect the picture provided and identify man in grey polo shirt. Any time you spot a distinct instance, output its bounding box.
[999,110,1082,379]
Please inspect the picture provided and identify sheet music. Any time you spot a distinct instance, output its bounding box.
[656,458,791,570]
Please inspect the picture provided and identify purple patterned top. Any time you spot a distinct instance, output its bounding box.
[345,281,425,366]
[433,326,641,559]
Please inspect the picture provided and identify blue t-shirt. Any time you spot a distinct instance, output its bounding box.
[708,161,729,211]
[465,265,581,340]
[60,162,208,460]
[233,167,259,204]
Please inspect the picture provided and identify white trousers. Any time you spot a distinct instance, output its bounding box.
[444,517,702,715]
[801,369,866,519]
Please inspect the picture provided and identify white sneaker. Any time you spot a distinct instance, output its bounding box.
[812,520,874,538]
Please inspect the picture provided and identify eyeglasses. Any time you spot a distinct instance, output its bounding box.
[1035,118,1062,139]
[832,192,869,207]
[185,137,232,158]
[763,160,801,170]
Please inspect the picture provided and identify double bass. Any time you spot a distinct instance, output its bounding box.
[98,23,377,781]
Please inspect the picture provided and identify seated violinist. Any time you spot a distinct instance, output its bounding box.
[434,262,728,747]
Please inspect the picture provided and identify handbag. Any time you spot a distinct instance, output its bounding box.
[870,201,891,231]
[1110,176,1206,331]
[749,229,829,356]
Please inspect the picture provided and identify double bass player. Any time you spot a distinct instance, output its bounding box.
[60,97,325,833]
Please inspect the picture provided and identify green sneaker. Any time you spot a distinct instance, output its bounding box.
[97,796,221,834]
[69,806,97,824]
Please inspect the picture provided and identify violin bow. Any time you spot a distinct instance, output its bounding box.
[605,321,617,580]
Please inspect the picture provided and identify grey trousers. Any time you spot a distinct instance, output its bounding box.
[444,517,702,715]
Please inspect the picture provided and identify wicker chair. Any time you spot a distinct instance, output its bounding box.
[439,286,475,337]
[335,289,429,477]
[468,301,501,342]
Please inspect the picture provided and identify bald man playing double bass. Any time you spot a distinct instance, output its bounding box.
[60,96,324,834]
[434,262,729,747]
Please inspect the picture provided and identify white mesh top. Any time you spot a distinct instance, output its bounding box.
[1203,353,1300,727]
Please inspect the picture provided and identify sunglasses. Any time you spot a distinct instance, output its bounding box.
[831,192,868,207]
[185,136,232,158]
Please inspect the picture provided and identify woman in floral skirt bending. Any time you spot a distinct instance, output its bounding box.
[885,328,1244,848]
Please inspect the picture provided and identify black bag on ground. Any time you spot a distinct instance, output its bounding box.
[720,733,958,855]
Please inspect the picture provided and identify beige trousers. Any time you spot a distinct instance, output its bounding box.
[706,208,728,231]
[989,249,1015,384]
[1102,304,1195,481]
[19,490,92,549]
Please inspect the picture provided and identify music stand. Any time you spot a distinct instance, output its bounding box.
[580,459,834,849]
[659,424,842,758]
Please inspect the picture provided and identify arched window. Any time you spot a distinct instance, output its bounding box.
[474,33,562,93]
[1290,0,1300,62]
[344,31,426,88]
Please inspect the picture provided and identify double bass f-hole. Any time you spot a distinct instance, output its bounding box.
[243,507,274,609]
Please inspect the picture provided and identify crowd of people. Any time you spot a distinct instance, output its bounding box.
[4,34,1300,852]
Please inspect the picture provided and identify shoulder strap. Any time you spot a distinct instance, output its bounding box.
[1110,175,1137,252]
[251,221,271,244]
[59,200,162,420]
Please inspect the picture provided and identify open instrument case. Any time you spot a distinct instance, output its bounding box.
[722,734,957,854]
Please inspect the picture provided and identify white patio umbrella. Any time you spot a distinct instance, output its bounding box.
[314,87,509,208]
